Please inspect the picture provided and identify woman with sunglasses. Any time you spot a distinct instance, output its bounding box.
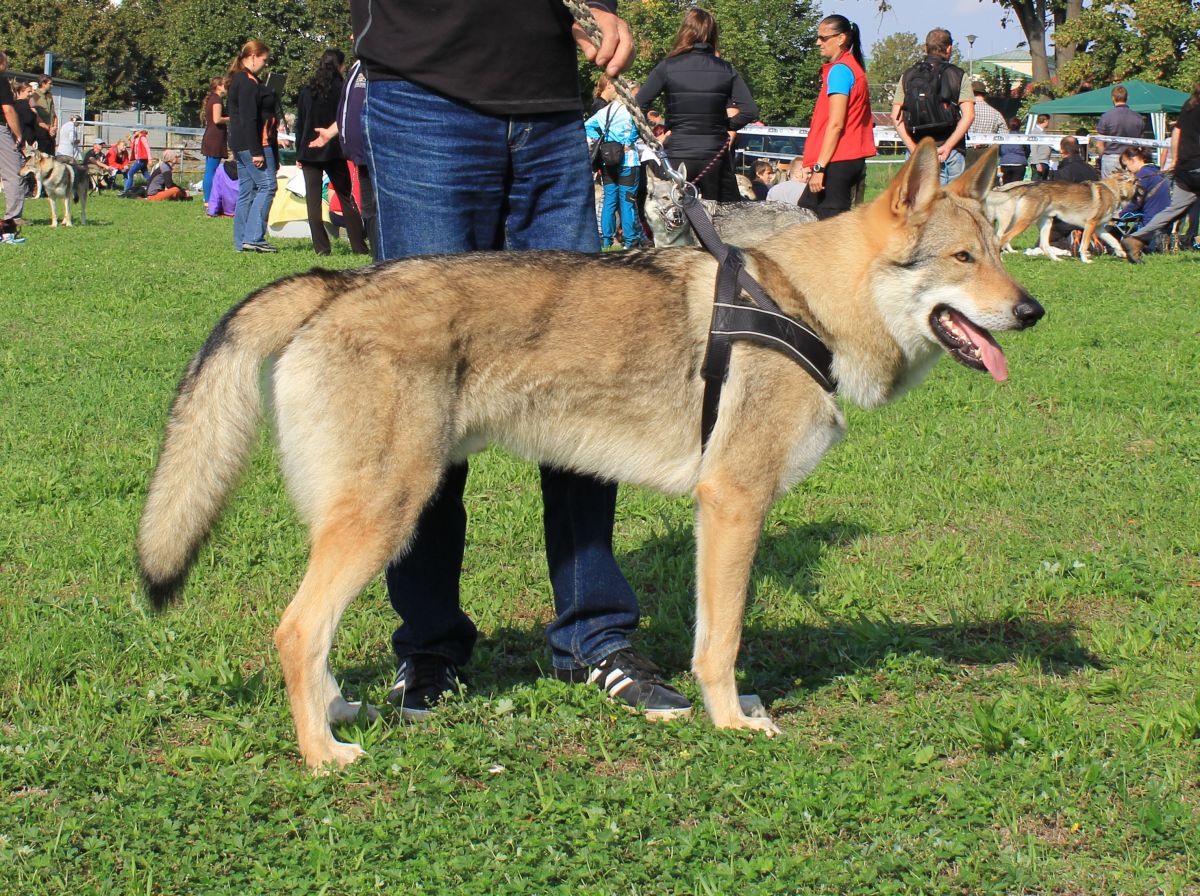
[799,15,875,219]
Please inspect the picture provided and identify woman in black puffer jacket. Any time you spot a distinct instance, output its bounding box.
[637,8,758,201]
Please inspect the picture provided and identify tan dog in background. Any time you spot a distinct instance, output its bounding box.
[988,172,1136,262]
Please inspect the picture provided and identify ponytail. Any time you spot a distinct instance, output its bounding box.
[820,15,865,70]
[229,39,270,77]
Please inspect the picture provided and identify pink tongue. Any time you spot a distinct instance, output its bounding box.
[953,313,1009,382]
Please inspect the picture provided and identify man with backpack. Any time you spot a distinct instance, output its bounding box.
[890,28,975,184]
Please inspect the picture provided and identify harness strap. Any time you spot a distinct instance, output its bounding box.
[691,193,836,453]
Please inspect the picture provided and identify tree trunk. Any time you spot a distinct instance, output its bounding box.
[1053,0,1084,72]
[1008,0,1052,84]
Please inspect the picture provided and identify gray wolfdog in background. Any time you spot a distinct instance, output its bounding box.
[643,163,816,247]
[138,142,1043,771]
[19,146,88,227]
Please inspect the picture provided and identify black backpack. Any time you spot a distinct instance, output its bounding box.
[902,60,962,140]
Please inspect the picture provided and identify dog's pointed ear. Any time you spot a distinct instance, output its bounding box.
[887,138,941,222]
[946,146,998,201]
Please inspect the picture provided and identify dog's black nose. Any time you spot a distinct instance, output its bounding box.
[1014,293,1045,328]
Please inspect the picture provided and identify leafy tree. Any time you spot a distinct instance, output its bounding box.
[866,31,922,108]
[1,0,352,120]
[1054,0,1200,91]
[873,0,1082,89]
[153,0,350,123]
[0,0,159,109]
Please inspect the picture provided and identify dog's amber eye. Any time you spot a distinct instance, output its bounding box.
[953,251,974,263]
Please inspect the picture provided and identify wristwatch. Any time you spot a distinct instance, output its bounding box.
[811,163,825,173]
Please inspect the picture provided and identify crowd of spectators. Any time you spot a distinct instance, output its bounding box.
[3,19,1198,258]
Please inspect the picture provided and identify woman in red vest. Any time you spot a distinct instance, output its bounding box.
[800,15,875,219]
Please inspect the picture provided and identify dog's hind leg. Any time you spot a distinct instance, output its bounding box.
[998,208,1036,251]
[691,475,779,734]
[274,472,437,772]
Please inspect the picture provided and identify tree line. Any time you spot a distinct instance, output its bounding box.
[0,0,823,125]
[3,0,1196,126]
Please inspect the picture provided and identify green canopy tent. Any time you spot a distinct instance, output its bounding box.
[1028,80,1190,143]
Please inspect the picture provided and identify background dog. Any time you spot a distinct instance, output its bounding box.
[138,142,1043,771]
[644,164,816,247]
[19,147,88,227]
[988,172,1136,262]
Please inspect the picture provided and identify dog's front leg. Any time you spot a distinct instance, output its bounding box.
[1079,222,1097,263]
[692,478,779,734]
[1037,218,1059,261]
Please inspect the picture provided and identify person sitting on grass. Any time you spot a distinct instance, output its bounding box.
[1110,146,1169,252]
[206,160,238,217]
[145,150,192,201]
[84,141,118,190]
[106,140,130,178]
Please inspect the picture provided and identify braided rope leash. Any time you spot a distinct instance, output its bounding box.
[561,0,691,193]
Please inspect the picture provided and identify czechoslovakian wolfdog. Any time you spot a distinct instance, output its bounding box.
[138,141,1043,771]
[643,163,816,247]
[19,146,88,228]
[985,171,1137,262]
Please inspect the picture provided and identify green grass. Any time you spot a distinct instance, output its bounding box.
[2,191,1199,894]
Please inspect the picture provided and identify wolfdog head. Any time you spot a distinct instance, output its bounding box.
[864,141,1044,388]
[643,163,696,247]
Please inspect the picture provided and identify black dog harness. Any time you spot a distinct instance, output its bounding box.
[678,194,836,452]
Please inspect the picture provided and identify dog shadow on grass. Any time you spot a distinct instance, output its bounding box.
[335,518,1100,710]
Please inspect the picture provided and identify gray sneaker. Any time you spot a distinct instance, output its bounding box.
[556,648,692,720]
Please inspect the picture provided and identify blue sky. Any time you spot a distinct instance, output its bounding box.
[827,0,1027,60]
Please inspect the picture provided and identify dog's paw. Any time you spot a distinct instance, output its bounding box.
[308,741,366,775]
[714,713,781,736]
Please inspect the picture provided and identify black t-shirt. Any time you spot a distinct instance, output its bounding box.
[16,100,38,145]
[350,0,617,115]
[1054,156,1099,183]
[0,76,15,124]
[1176,104,1200,168]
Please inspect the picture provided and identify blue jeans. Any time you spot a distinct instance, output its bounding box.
[599,164,642,247]
[364,77,639,671]
[940,149,965,185]
[202,156,222,204]
[233,149,276,249]
[124,159,147,192]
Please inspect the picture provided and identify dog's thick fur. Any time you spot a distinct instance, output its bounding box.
[138,142,1043,771]
[987,172,1136,262]
[645,164,817,247]
[19,146,88,227]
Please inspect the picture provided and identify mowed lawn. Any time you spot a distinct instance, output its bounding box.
[2,188,1198,895]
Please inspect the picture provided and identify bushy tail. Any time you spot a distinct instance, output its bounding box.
[137,270,345,608]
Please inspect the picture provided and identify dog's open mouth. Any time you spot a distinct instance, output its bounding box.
[930,305,1009,382]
